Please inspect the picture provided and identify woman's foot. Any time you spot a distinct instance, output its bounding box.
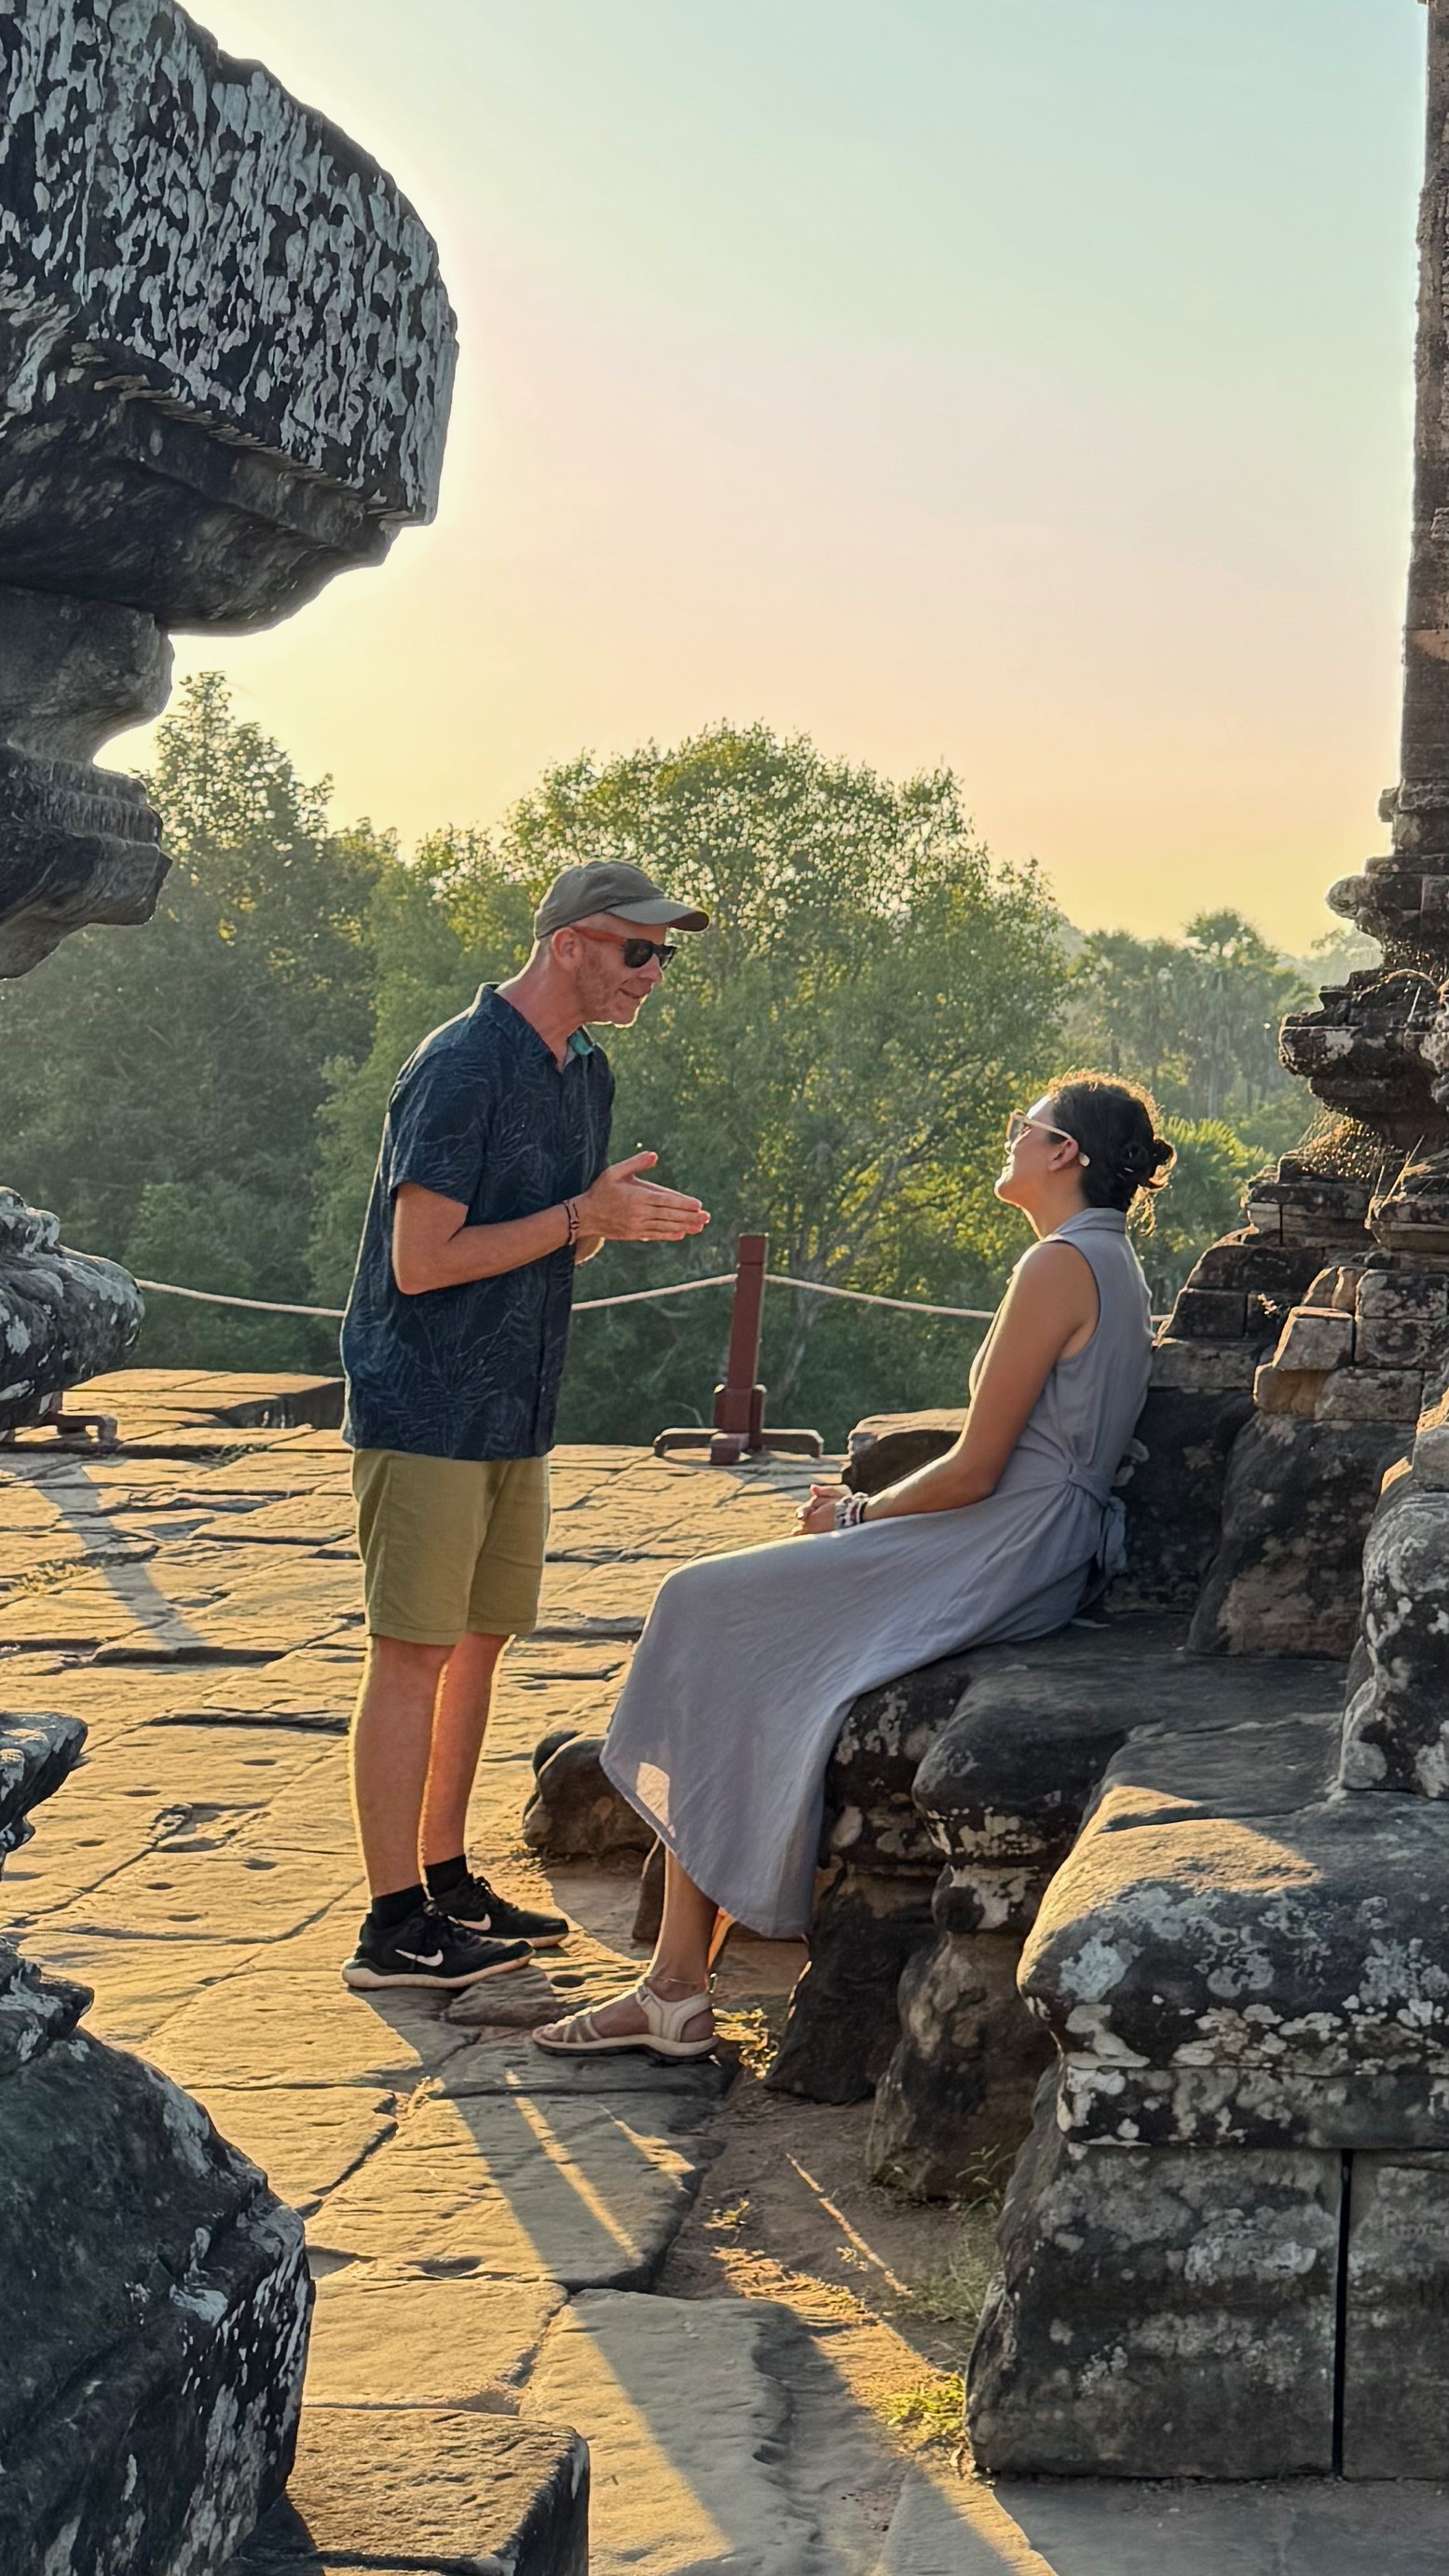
[533,1975,716,2059]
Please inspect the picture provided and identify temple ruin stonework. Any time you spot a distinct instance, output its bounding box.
[0,3,459,2568]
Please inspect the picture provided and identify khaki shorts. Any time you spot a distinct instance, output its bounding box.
[351,1449,550,1645]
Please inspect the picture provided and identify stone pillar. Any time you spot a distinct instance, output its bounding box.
[0,0,457,1433]
[1141,4,1449,1649]
[0,7,458,2567]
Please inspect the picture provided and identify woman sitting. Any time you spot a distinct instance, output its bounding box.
[535,1075,1173,2062]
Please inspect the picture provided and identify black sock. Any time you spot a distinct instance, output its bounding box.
[425,1854,470,1896]
[369,1882,427,1932]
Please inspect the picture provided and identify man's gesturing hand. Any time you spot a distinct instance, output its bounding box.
[578,1152,709,1242]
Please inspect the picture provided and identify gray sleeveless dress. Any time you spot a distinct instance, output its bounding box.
[600,1209,1154,1939]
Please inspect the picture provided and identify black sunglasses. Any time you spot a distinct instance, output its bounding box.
[571,925,678,970]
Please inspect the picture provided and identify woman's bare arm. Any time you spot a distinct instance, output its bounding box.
[808,1242,1099,1528]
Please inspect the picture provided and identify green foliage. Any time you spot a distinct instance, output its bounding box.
[2,682,1352,1444]
[1064,908,1317,1129]
[314,725,1065,1444]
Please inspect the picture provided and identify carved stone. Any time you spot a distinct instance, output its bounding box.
[0,0,457,975]
[0,1721,310,2574]
[0,1187,142,1436]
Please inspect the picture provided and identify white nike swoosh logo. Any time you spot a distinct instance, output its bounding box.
[396,1948,444,1967]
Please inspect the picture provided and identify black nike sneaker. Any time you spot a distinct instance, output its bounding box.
[431,1868,570,1950]
[340,1901,531,1992]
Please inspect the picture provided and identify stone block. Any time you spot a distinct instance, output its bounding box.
[1273,1308,1355,1372]
[233,2409,586,2576]
[520,2290,886,2576]
[0,1710,87,1867]
[522,1734,654,1861]
[1151,1339,1262,1392]
[1189,1416,1408,1657]
[966,2090,1341,2478]
[1019,1713,1449,2151]
[862,1628,1336,2199]
[868,1924,1048,2199]
[0,1981,309,2576]
[1353,1309,1444,1367]
[1357,1268,1449,1322]
[1164,1286,1248,1340]
[827,1647,975,1870]
[1114,1386,1254,1610]
[845,1409,961,1494]
[909,1615,1337,1866]
[1188,1232,1323,1299]
[1316,1367,1425,1424]
[1340,1469,1449,1795]
[766,1865,935,2103]
[1342,2152,1449,2479]
[1254,1362,1326,1418]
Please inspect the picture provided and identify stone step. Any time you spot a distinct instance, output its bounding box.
[228,2406,587,2575]
[874,2471,1449,2575]
[520,2289,893,2575]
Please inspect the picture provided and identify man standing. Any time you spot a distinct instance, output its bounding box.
[338,862,710,1992]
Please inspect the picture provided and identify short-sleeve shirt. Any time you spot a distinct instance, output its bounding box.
[340,985,614,1460]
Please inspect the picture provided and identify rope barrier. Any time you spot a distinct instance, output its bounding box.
[133,1271,997,1322]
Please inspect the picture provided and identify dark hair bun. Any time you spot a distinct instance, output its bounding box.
[1046,1075,1174,1215]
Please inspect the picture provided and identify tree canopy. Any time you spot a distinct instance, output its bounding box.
[0,678,1359,1443]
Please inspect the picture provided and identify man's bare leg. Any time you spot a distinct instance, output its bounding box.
[419,1629,507,1870]
[537,1850,716,2045]
[349,1633,450,1898]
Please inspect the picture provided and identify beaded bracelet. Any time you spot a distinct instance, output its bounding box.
[834,1490,869,1531]
[564,1198,581,1250]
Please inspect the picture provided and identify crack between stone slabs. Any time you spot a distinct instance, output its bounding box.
[285,2101,401,2216]
[151,1714,352,1734]
[90,1644,311,1667]
[1332,2147,1352,2476]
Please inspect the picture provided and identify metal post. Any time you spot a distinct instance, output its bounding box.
[708,1232,768,1461]
[652,1233,824,1464]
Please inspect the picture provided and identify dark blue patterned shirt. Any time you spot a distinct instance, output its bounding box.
[341,986,614,1460]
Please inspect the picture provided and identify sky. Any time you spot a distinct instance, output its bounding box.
[111,1,1428,950]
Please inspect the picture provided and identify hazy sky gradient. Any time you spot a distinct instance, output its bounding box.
[113,1,1428,947]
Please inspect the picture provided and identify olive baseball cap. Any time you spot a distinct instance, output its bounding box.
[534,860,709,940]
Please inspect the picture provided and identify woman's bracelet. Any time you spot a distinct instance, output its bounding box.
[834,1490,869,1530]
[564,1198,581,1250]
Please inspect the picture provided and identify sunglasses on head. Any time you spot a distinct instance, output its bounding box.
[1005,1110,1089,1166]
[569,925,678,970]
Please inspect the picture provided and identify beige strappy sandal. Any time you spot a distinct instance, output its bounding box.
[532,1977,716,2061]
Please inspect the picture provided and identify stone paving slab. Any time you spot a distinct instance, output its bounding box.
[35,1842,359,1942]
[161,1650,362,1733]
[29,1930,265,2048]
[521,2289,889,2575]
[194,2085,396,2215]
[307,2089,718,2287]
[229,2407,588,2575]
[877,2473,1449,2575]
[305,2265,563,2407]
[140,1922,468,2092]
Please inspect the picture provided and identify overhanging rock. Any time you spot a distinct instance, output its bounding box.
[0,0,458,974]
